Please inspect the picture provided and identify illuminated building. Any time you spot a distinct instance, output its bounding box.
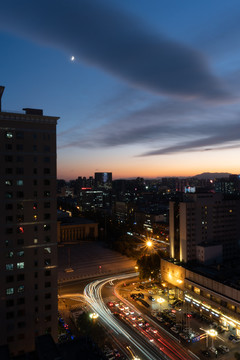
[0,87,59,355]
[169,192,240,263]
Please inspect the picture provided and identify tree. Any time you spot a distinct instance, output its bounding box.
[136,253,160,280]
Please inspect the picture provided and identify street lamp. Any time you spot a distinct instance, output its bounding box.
[146,240,153,248]
[206,329,218,351]
[157,297,165,313]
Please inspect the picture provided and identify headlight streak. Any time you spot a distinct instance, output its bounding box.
[84,273,167,360]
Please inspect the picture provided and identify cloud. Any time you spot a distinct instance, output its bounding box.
[0,0,231,101]
[57,90,240,157]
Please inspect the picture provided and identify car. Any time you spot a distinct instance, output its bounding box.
[218,345,229,353]
[129,310,134,314]
[170,326,179,334]
[150,327,157,334]
[229,334,235,341]
[148,296,155,301]
[232,337,240,343]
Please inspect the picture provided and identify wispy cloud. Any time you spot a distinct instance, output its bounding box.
[0,0,231,101]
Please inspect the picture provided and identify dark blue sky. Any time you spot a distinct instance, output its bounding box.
[1,0,240,179]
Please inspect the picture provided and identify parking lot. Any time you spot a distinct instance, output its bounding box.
[118,280,240,359]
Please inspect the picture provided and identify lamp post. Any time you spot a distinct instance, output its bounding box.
[206,329,218,351]
[157,297,165,314]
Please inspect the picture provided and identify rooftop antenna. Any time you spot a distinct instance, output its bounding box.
[0,86,5,112]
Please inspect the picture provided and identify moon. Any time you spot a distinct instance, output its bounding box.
[71,56,75,62]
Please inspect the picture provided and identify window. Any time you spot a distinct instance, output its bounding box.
[44,146,50,152]
[34,284,38,290]
[17,215,24,222]
[6,299,14,307]
[17,180,23,186]
[17,203,23,210]
[17,250,24,257]
[6,131,13,139]
[45,315,51,322]
[6,228,13,234]
[44,247,51,254]
[18,334,25,340]
[6,288,14,295]
[44,224,50,231]
[17,191,24,198]
[44,191,50,197]
[5,155,13,162]
[33,202,37,210]
[6,204,13,210]
[33,215,38,221]
[7,251,14,258]
[33,191,37,197]
[44,214,50,220]
[16,156,23,162]
[6,144,12,150]
[44,179,50,185]
[16,168,24,174]
[33,145,37,151]
[45,304,51,310]
[44,202,50,208]
[34,272,38,278]
[45,293,51,299]
[6,216,13,223]
[44,168,50,174]
[18,309,25,317]
[34,261,38,267]
[16,144,24,151]
[33,168,37,174]
[17,262,24,269]
[6,311,14,319]
[17,298,25,305]
[33,180,37,186]
[44,259,51,266]
[17,321,26,328]
[34,238,38,244]
[17,239,24,245]
[17,274,24,281]
[6,275,14,283]
[45,236,50,243]
[5,180,12,186]
[6,192,13,199]
[6,264,13,271]
[45,270,51,276]
[44,157,50,163]
[17,226,24,234]
[16,131,24,139]
[6,168,12,174]
[17,285,24,293]
[34,225,38,232]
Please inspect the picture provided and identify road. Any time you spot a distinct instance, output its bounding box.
[81,273,198,360]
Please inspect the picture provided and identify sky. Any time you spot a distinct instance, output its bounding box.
[1,0,240,180]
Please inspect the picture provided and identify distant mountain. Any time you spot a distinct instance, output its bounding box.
[193,172,232,179]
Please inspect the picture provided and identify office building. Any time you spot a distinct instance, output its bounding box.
[169,192,240,263]
[0,87,59,356]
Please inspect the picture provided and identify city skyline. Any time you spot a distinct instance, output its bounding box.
[1,1,240,180]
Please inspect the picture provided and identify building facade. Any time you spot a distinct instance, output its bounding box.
[0,91,59,356]
[57,218,98,243]
[170,192,240,263]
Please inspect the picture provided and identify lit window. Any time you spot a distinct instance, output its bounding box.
[17,251,24,257]
[44,191,50,197]
[17,226,24,234]
[6,264,14,271]
[17,180,23,186]
[6,192,13,199]
[5,180,12,186]
[7,251,14,258]
[17,285,24,293]
[34,238,38,244]
[33,203,37,210]
[17,262,24,269]
[6,288,14,295]
[17,203,23,210]
[6,131,13,139]
[44,247,51,254]
[33,215,38,221]
[44,224,50,231]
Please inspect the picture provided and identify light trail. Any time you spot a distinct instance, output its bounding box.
[84,273,168,360]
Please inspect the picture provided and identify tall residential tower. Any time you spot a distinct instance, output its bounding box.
[0,87,59,356]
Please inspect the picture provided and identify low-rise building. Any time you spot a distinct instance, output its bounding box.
[57,218,98,243]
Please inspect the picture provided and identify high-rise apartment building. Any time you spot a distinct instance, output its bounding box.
[170,192,240,263]
[0,87,59,356]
